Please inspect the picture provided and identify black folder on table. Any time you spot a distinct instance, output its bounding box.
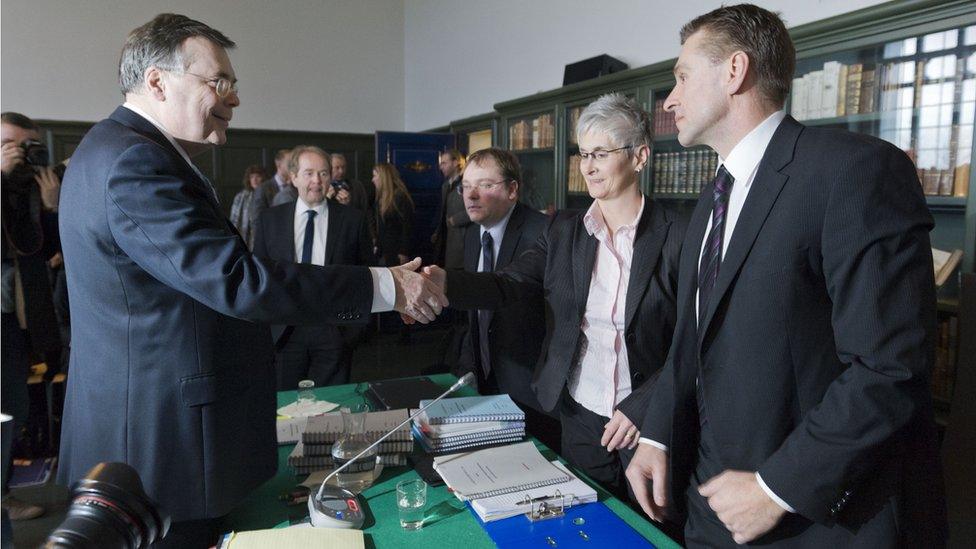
[365,376,444,411]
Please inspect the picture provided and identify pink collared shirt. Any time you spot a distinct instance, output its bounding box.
[567,196,645,418]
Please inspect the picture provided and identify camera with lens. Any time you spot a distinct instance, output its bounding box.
[44,462,170,549]
[21,139,50,168]
[330,180,349,192]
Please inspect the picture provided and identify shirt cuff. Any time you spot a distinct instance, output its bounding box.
[756,472,796,513]
[638,438,668,452]
[369,267,396,313]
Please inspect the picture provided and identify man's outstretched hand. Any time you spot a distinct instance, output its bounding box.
[390,257,448,323]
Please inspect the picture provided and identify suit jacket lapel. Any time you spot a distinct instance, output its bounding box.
[324,203,339,265]
[572,217,598,317]
[464,225,480,272]
[110,106,220,211]
[281,202,298,262]
[496,204,525,270]
[698,117,801,343]
[625,198,670,330]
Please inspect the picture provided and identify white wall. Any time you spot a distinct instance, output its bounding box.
[403,0,891,130]
[1,0,404,133]
[2,1,896,133]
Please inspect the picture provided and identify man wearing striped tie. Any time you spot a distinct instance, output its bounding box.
[626,4,946,547]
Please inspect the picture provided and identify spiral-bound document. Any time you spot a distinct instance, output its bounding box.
[420,394,524,424]
[432,441,569,501]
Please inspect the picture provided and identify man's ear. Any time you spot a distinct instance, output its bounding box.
[727,50,750,96]
[508,180,520,200]
[144,66,167,101]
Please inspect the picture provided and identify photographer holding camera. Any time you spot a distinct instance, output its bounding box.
[1,111,63,523]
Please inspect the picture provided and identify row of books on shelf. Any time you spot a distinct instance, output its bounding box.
[567,107,582,145]
[931,315,959,403]
[919,163,970,197]
[509,114,555,150]
[567,155,586,193]
[790,56,968,121]
[652,98,678,136]
[652,149,719,195]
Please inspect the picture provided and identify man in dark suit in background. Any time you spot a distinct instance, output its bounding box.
[328,152,373,216]
[432,149,469,270]
[251,148,291,222]
[453,148,560,450]
[57,14,445,548]
[253,146,372,390]
[625,5,946,547]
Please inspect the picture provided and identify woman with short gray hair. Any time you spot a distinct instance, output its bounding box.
[432,92,689,500]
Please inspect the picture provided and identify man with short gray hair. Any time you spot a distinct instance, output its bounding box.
[57,13,446,547]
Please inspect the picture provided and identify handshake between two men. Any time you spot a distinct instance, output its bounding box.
[389,258,449,324]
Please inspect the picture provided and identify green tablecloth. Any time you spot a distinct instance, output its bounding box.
[225,374,679,548]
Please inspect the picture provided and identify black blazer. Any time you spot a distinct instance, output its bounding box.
[252,200,372,346]
[57,106,373,522]
[456,203,549,413]
[447,197,688,420]
[642,116,946,545]
[375,193,414,266]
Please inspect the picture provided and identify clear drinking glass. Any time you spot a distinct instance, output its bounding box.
[297,379,316,404]
[396,478,427,530]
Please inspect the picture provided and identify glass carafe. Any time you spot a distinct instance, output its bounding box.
[330,403,380,493]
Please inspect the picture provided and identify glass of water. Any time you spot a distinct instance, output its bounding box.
[396,479,427,530]
[297,379,316,404]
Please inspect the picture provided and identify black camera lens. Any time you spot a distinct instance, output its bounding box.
[22,139,50,168]
[44,462,170,549]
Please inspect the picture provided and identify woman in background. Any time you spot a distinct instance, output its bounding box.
[230,164,265,248]
[371,163,415,266]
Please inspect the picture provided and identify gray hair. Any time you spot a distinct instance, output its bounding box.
[331,153,347,163]
[119,13,235,95]
[288,146,331,175]
[575,93,651,153]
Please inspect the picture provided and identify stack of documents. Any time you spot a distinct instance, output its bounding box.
[470,461,598,522]
[412,394,525,454]
[432,441,569,501]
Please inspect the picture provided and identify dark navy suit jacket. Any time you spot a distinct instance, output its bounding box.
[456,203,549,414]
[252,200,372,347]
[641,116,946,545]
[57,106,372,521]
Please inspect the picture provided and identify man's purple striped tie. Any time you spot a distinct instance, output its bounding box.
[697,166,734,329]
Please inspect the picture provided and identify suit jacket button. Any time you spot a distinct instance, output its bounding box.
[354,313,361,320]
[633,372,644,382]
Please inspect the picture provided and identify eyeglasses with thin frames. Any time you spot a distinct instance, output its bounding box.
[576,145,634,162]
[457,180,511,195]
[183,71,239,99]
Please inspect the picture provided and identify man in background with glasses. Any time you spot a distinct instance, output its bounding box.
[56,13,445,547]
[453,148,558,451]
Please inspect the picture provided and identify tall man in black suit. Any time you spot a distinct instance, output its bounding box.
[253,146,372,390]
[56,14,445,548]
[625,5,946,547]
[453,148,559,450]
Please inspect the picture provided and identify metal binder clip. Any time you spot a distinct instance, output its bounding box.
[517,490,578,522]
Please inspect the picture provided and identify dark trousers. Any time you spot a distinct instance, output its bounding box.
[559,394,634,501]
[1,313,29,495]
[151,516,224,549]
[275,325,347,391]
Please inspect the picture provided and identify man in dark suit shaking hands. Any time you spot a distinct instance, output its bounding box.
[57,14,445,548]
[626,4,946,547]
[253,146,372,390]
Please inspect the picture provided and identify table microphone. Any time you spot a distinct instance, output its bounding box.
[308,373,475,529]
